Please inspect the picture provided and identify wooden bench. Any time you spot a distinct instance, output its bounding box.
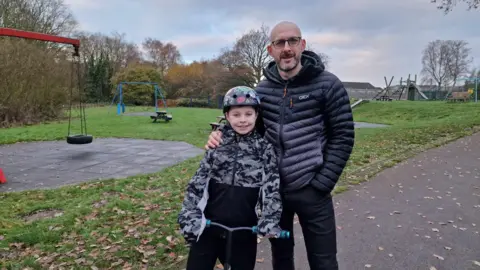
[209,116,226,130]
[447,92,470,102]
[150,111,173,122]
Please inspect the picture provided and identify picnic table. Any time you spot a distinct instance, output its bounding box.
[150,111,173,123]
[375,95,393,101]
[209,115,226,131]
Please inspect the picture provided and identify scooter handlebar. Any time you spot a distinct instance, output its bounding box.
[205,219,290,239]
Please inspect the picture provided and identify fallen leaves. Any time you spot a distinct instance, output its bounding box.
[389,211,401,215]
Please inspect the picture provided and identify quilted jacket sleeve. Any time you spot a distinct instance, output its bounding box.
[177,150,213,242]
[311,78,355,193]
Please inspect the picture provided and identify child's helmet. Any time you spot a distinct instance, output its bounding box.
[223,86,261,113]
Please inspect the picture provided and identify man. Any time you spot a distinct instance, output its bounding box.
[205,21,355,270]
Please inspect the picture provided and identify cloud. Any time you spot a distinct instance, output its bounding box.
[306,32,356,49]
[66,0,480,87]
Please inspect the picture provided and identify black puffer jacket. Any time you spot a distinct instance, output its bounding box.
[255,50,355,193]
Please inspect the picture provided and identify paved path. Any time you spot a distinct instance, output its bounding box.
[255,133,480,270]
[0,138,203,193]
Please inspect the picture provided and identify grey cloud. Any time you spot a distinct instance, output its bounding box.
[70,0,480,86]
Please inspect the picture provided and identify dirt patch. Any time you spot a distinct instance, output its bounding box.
[92,199,108,208]
[23,209,63,223]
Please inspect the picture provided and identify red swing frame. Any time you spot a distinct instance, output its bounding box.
[0,27,80,55]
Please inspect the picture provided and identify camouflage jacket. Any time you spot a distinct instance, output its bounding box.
[177,124,283,243]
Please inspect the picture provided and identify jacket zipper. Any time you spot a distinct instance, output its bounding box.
[278,82,288,179]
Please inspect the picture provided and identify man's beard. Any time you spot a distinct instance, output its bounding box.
[278,51,300,72]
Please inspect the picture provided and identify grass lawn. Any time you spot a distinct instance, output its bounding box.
[1,101,480,269]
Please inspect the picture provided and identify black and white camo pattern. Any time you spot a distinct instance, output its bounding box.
[178,126,283,242]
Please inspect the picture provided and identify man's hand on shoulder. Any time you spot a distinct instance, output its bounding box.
[205,130,223,150]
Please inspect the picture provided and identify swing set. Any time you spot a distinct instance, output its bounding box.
[111,81,172,122]
[0,27,93,144]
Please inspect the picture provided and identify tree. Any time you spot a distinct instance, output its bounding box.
[76,31,142,102]
[431,0,479,13]
[110,63,162,105]
[0,0,78,36]
[84,51,114,102]
[445,40,472,87]
[142,38,182,76]
[231,24,272,84]
[216,47,257,88]
[306,45,331,70]
[104,32,141,72]
[421,39,472,90]
[163,60,226,98]
[421,40,451,90]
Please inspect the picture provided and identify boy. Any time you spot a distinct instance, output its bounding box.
[178,86,283,270]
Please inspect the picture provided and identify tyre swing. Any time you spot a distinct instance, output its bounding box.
[66,46,93,145]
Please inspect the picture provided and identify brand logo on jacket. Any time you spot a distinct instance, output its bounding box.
[298,94,310,100]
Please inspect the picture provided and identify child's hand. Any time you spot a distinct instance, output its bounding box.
[205,130,222,149]
[256,221,283,238]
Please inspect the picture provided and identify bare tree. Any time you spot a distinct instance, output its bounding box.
[306,45,331,70]
[77,31,142,72]
[232,24,272,84]
[445,40,472,87]
[217,47,244,70]
[215,47,257,88]
[421,40,452,90]
[124,43,142,67]
[142,38,182,76]
[0,0,77,36]
[431,0,479,13]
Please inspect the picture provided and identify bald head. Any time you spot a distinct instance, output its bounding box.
[269,21,302,42]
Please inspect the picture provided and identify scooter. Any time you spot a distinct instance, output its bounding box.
[205,219,290,270]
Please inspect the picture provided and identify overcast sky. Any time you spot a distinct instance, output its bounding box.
[64,0,479,87]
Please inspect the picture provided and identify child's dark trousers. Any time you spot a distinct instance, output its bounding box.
[185,227,258,270]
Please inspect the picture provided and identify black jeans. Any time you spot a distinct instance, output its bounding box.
[269,185,338,270]
[186,227,257,270]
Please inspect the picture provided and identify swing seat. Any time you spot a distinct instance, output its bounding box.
[67,134,93,145]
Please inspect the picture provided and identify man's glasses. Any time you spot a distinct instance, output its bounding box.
[271,37,302,49]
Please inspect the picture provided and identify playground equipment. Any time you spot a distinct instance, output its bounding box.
[351,98,369,109]
[0,27,93,145]
[445,76,479,103]
[373,75,428,101]
[0,168,6,184]
[111,82,172,122]
[210,115,227,131]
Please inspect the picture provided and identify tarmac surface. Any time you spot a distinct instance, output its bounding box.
[0,138,204,193]
[254,133,480,270]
